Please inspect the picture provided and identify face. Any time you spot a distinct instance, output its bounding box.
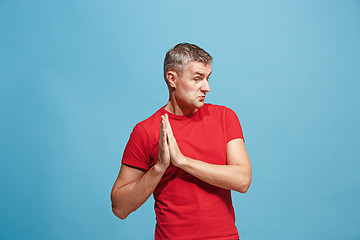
[169,61,212,114]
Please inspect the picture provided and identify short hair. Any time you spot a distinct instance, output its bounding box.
[163,43,213,83]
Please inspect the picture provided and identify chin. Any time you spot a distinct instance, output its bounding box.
[196,101,205,108]
[186,101,205,113]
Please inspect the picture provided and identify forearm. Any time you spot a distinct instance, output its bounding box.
[111,163,165,219]
[178,157,251,193]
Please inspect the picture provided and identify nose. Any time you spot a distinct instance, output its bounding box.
[201,80,210,93]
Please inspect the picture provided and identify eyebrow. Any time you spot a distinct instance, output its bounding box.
[194,71,212,77]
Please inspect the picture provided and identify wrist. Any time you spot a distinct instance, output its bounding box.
[153,161,167,175]
[173,155,188,169]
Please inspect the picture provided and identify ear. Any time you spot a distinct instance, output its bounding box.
[166,70,177,88]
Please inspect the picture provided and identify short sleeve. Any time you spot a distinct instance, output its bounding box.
[122,123,151,170]
[225,108,244,142]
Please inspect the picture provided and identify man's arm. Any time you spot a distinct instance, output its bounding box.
[111,115,170,219]
[111,164,165,219]
[164,114,251,193]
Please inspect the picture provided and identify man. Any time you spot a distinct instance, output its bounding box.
[111,43,251,240]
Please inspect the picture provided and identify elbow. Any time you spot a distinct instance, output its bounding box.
[111,190,129,220]
[236,176,251,193]
[112,204,130,220]
[238,184,250,193]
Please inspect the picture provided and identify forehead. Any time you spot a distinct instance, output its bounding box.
[184,61,212,74]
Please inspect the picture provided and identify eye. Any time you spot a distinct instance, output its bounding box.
[194,77,200,81]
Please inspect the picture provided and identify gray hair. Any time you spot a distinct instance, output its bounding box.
[163,43,213,83]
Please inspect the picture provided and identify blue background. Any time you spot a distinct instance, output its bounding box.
[1,0,360,239]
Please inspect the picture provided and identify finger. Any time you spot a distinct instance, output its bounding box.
[159,115,165,145]
[163,115,167,132]
[159,116,163,143]
[161,116,168,145]
[164,114,175,139]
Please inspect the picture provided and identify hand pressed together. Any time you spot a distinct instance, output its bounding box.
[157,114,187,170]
[156,115,171,172]
[163,114,187,167]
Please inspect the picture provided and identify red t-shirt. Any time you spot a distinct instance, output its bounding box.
[122,104,244,240]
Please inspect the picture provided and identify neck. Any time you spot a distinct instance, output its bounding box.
[164,94,198,116]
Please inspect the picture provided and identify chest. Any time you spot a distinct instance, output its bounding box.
[149,117,228,165]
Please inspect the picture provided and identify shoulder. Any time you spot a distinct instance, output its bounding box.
[132,108,162,138]
[202,103,236,116]
[138,108,162,126]
[201,104,240,125]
